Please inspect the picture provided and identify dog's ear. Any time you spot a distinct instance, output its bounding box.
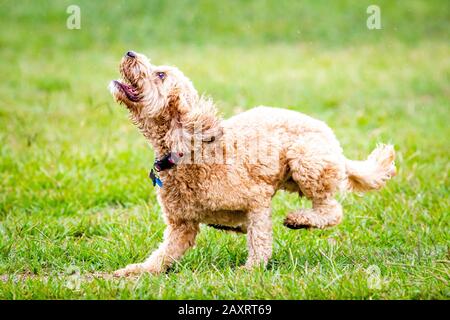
[167,90,222,143]
[181,96,223,144]
[167,86,190,115]
[200,126,223,143]
[167,82,202,113]
[165,92,222,155]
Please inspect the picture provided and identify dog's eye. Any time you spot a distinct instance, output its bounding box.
[156,72,166,80]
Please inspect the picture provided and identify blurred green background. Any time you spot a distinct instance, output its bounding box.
[0,0,449,299]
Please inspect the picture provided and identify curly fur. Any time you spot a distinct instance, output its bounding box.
[109,51,396,276]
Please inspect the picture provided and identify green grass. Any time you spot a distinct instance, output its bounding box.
[0,0,449,299]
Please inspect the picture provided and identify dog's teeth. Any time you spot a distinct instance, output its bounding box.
[108,81,118,94]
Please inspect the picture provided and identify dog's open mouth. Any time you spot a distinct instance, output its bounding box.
[112,80,141,102]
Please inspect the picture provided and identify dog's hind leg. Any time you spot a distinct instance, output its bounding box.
[283,135,346,229]
[244,207,273,269]
[284,198,343,229]
[114,222,199,276]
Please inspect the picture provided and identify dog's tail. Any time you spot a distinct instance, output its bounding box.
[345,144,396,193]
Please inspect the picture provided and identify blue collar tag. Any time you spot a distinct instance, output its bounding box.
[149,169,163,188]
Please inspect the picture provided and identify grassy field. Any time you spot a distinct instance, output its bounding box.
[0,0,449,299]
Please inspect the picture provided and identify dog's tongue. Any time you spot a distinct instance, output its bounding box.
[115,80,140,102]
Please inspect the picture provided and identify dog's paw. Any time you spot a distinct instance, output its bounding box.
[113,263,145,277]
[241,259,269,271]
[238,264,253,272]
[283,213,312,229]
[113,262,164,277]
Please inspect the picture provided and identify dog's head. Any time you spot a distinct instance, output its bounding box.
[109,51,222,155]
[109,51,198,117]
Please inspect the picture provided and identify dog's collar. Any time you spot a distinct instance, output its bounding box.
[154,152,183,172]
[149,152,183,187]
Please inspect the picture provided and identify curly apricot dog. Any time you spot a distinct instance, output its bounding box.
[109,51,396,276]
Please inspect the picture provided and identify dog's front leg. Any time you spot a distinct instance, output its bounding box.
[244,207,273,269]
[114,222,199,277]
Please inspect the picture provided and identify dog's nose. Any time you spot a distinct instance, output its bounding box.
[126,51,136,58]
